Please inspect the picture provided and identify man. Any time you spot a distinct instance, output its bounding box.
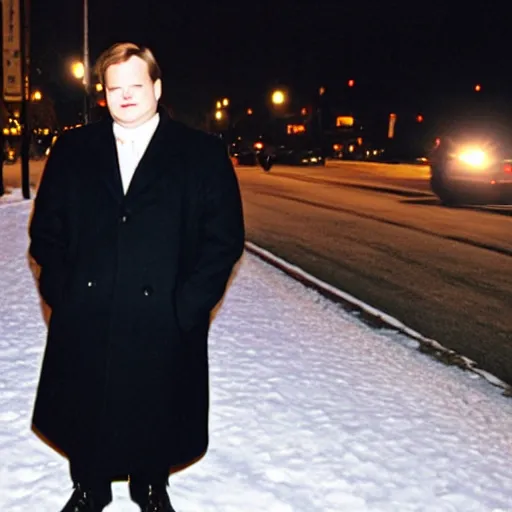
[29,42,245,512]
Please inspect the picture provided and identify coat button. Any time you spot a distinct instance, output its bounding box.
[142,285,153,297]
[87,280,97,288]
[120,209,132,223]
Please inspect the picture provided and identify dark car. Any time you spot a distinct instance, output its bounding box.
[275,145,325,166]
[229,139,259,165]
[429,120,512,205]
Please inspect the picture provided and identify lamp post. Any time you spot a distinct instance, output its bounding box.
[212,98,230,136]
[70,1,91,124]
[20,0,31,199]
[71,61,89,124]
[83,0,91,123]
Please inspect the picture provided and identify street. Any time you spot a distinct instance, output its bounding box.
[237,161,512,385]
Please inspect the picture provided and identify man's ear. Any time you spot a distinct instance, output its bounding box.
[154,79,162,101]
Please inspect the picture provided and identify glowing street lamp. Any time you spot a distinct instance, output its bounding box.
[71,61,85,81]
[31,90,43,101]
[222,98,229,107]
[215,110,223,121]
[271,90,286,105]
[474,84,482,92]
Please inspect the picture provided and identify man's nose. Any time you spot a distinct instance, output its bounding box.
[122,88,133,99]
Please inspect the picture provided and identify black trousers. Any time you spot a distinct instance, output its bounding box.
[70,459,169,506]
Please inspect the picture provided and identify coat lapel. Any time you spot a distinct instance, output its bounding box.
[91,120,124,204]
[124,111,184,203]
[90,109,185,205]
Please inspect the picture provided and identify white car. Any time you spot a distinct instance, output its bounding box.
[429,129,512,205]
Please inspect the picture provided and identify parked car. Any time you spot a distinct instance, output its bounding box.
[229,139,258,166]
[275,145,325,166]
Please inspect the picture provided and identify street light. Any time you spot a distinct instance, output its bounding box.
[222,98,229,107]
[215,110,224,121]
[82,0,91,123]
[271,90,286,105]
[71,61,92,123]
[31,90,42,101]
[71,61,85,80]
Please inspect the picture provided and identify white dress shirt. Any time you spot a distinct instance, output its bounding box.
[113,113,160,194]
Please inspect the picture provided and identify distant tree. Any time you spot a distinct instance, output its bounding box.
[30,97,58,130]
[0,99,9,129]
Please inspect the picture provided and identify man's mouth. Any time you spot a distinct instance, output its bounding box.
[121,103,136,108]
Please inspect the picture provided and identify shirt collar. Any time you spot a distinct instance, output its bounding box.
[112,112,160,144]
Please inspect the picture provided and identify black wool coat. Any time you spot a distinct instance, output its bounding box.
[29,110,245,475]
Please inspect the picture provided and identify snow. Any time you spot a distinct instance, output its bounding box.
[1,196,512,512]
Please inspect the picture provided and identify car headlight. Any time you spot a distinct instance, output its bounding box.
[457,148,486,167]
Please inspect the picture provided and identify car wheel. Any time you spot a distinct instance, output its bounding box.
[430,168,459,206]
[258,155,273,172]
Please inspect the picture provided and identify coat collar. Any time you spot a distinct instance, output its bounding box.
[92,107,185,205]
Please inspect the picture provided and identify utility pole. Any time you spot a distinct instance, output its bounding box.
[83,0,90,124]
[20,0,30,199]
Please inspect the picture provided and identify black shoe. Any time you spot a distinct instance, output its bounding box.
[133,484,176,512]
[60,483,109,512]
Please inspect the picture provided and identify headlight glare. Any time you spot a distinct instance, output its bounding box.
[458,149,486,167]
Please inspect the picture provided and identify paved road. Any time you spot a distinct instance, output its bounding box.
[237,161,512,385]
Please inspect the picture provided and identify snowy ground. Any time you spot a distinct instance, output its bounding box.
[1,197,512,512]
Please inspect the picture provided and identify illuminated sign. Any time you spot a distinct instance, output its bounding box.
[388,113,397,139]
[336,116,354,127]
[287,124,306,134]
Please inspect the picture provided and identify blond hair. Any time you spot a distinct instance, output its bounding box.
[94,42,162,85]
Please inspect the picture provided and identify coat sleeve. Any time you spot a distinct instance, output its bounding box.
[29,134,71,308]
[175,139,245,332]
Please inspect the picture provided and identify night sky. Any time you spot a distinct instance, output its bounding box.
[30,1,512,126]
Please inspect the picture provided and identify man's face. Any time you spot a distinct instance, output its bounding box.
[105,56,161,128]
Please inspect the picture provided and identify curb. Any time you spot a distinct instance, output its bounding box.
[244,241,512,397]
